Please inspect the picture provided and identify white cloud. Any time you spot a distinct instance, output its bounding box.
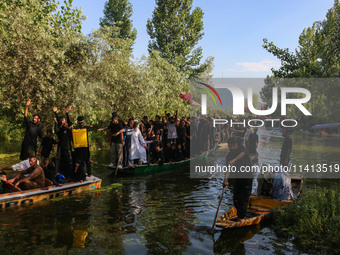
[229,60,281,73]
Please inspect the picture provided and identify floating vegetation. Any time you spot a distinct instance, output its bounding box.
[99,183,123,192]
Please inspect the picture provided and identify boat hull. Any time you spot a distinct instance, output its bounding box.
[0,176,102,210]
[215,197,292,229]
[107,144,217,175]
[216,175,303,229]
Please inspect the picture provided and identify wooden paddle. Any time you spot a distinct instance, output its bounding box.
[2,180,22,192]
[114,164,119,176]
[212,172,228,228]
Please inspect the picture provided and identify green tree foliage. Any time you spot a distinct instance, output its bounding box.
[262,0,339,78]
[260,0,340,122]
[99,0,137,49]
[0,0,84,124]
[0,0,190,140]
[147,0,209,79]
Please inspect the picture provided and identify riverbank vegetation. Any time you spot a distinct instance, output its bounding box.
[271,188,340,254]
[0,0,213,141]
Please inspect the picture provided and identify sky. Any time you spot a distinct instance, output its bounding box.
[71,0,334,78]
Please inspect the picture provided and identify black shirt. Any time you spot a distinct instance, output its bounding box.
[41,137,57,158]
[54,112,73,150]
[109,122,123,144]
[177,125,186,142]
[234,126,246,138]
[226,146,252,179]
[22,116,43,149]
[153,122,163,133]
[280,136,292,165]
[248,133,258,154]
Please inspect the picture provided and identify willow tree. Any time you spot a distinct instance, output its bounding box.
[146,0,208,79]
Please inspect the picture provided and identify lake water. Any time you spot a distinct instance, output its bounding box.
[0,128,339,254]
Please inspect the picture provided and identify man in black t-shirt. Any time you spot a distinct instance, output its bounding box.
[39,128,57,161]
[280,128,292,166]
[153,115,164,137]
[20,99,43,160]
[224,137,252,221]
[108,117,124,169]
[177,119,187,151]
[247,128,259,154]
[123,118,134,167]
[53,106,73,178]
[233,123,246,142]
[141,116,151,131]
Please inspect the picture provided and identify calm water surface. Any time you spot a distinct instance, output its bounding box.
[0,129,339,255]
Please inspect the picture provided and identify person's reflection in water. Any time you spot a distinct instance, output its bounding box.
[213,224,261,254]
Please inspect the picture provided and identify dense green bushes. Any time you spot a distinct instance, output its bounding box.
[272,188,340,254]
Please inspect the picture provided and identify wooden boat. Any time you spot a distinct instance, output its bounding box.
[107,144,217,175]
[215,175,303,229]
[0,176,102,210]
[299,123,340,137]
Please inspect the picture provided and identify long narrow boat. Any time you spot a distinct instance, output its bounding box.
[215,175,303,229]
[107,144,217,175]
[299,123,340,137]
[0,176,102,210]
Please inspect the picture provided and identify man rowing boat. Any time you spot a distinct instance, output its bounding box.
[224,137,253,222]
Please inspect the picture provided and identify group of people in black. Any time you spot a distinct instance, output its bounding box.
[7,100,203,190]
[11,100,93,190]
[100,110,193,169]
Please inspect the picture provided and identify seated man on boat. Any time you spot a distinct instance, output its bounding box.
[256,172,273,197]
[256,171,294,200]
[7,156,45,190]
[224,137,253,222]
[0,150,40,172]
[272,172,294,201]
[149,142,165,165]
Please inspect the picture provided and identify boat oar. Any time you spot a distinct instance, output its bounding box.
[212,172,228,228]
[114,164,119,176]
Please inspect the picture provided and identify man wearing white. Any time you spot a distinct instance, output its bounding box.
[129,122,147,166]
[0,157,40,172]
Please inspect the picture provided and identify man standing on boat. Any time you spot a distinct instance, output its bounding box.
[73,116,94,177]
[224,137,252,222]
[99,116,124,169]
[20,99,43,160]
[280,128,292,166]
[54,106,73,178]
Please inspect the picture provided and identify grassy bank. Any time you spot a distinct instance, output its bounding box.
[271,188,340,254]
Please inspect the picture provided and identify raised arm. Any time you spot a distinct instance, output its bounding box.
[65,106,72,127]
[24,99,31,118]
[53,107,62,126]
[148,125,154,137]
